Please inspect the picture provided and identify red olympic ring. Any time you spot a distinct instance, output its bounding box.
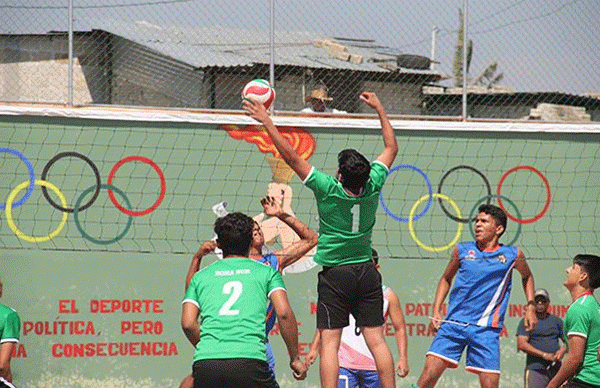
[497,165,551,224]
[107,156,166,217]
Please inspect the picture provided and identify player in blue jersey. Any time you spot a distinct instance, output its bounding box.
[414,204,537,388]
[180,196,317,388]
[0,278,21,388]
[245,92,398,388]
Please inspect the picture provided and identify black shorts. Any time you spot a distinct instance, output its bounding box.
[193,358,279,388]
[563,378,600,388]
[317,261,384,329]
[0,377,16,388]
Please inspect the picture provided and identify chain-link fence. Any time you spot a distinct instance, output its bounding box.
[1,0,599,120]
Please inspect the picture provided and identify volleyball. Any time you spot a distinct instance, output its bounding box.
[242,79,275,109]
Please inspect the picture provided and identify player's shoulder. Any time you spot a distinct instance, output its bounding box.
[567,296,594,315]
[258,253,279,269]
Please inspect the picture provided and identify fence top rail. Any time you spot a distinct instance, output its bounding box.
[2,103,600,134]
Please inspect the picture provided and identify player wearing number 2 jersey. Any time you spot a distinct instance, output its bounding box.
[244,92,398,388]
[181,212,306,388]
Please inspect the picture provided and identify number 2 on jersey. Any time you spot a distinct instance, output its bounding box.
[219,281,243,316]
[351,203,360,232]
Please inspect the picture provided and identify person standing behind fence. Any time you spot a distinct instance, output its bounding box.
[301,87,346,114]
[0,278,21,388]
[547,254,600,388]
[516,288,566,388]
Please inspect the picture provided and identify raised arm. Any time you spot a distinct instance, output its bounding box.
[244,100,312,181]
[514,249,536,331]
[387,289,409,377]
[360,92,398,169]
[261,196,318,269]
[270,289,307,380]
[185,240,217,290]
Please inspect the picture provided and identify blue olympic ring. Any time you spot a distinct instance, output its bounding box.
[0,148,35,210]
[379,164,433,223]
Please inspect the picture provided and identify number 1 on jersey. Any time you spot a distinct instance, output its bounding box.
[351,204,360,232]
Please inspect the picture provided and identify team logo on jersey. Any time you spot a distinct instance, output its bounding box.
[497,255,507,263]
[465,250,476,259]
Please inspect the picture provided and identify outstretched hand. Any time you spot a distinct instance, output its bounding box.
[260,196,283,218]
[243,99,271,124]
[359,92,383,111]
[195,240,217,259]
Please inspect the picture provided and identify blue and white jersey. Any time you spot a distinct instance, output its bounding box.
[446,241,519,328]
[258,253,279,335]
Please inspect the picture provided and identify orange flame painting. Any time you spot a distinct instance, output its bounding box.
[221,124,316,160]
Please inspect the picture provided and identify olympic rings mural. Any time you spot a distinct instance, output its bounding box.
[1,148,166,244]
[379,164,551,253]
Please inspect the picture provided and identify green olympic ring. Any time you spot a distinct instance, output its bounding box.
[73,184,133,245]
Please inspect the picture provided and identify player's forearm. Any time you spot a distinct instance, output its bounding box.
[181,318,200,346]
[0,363,11,380]
[0,344,14,380]
[278,212,317,242]
[377,109,398,156]
[394,328,408,361]
[522,273,535,303]
[182,326,200,346]
[547,352,583,388]
[277,310,300,361]
[263,119,298,165]
[517,340,549,359]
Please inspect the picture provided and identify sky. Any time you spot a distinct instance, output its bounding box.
[2,0,599,94]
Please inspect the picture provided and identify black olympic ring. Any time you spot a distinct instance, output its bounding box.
[41,151,101,213]
[437,165,492,223]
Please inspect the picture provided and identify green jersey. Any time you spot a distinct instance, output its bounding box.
[0,302,20,344]
[303,161,389,267]
[564,293,600,385]
[183,257,286,362]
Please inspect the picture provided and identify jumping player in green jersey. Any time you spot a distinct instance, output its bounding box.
[244,92,398,388]
[547,254,600,388]
[181,212,307,388]
[0,278,21,388]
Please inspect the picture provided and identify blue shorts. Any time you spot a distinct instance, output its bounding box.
[265,341,277,381]
[338,367,380,388]
[427,321,501,374]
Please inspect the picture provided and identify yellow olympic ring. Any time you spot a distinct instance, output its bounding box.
[408,193,463,253]
[5,179,68,243]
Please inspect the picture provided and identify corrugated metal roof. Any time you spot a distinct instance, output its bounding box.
[2,14,442,76]
[84,18,441,75]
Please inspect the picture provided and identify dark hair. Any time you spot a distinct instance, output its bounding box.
[214,212,254,257]
[573,254,600,289]
[338,149,370,193]
[371,248,379,265]
[478,204,507,237]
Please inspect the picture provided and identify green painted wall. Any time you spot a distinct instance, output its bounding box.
[1,115,598,387]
